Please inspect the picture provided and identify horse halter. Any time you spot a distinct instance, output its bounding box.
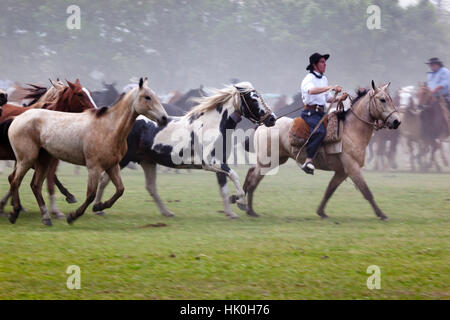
[350,91,398,130]
[236,89,273,125]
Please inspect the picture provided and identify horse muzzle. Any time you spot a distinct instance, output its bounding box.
[157,115,168,127]
[263,114,277,127]
[387,114,401,129]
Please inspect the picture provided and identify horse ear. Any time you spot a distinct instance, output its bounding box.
[139,78,144,89]
[371,80,377,91]
[66,80,75,89]
[381,82,391,90]
[75,79,80,85]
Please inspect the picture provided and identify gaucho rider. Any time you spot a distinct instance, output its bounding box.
[300,52,348,175]
[425,57,449,107]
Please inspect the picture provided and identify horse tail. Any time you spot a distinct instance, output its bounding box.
[0,119,14,148]
[243,166,256,194]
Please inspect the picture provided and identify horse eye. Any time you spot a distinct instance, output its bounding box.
[145,96,151,101]
[380,98,386,103]
[77,93,83,97]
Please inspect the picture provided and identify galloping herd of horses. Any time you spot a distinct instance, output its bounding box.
[0,77,446,227]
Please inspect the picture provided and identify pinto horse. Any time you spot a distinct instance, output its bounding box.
[244,81,401,220]
[4,78,167,226]
[93,82,277,219]
[0,79,98,217]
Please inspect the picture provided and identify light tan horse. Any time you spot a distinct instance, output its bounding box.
[4,78,168,226]
[244,81,401,220]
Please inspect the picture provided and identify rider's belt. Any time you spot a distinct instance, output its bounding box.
[305,104,325,112]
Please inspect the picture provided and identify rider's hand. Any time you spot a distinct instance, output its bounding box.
[339,92,348,101]
[333,85,342,93]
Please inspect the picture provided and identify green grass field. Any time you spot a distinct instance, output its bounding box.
[0,161,448,300]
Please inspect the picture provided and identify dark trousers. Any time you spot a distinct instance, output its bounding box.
[301,109,326,159]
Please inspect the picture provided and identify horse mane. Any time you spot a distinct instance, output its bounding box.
[91,92,125,117]
[351,87,369,107]
[22,84,48,102]
[186,82,254,117]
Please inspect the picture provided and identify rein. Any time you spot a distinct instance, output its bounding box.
[238,90,273,126]
[349,92,398,131]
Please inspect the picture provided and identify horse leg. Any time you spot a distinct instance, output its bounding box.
[440,143,449,167]
[0,190,11,216]
[215,172,236,218]
[30,153,53,226]
[141,161,174,217]
[8,162,33,224]
[243,165,266,217]
[67,167,102,224]
[46,159,65,219]
[91,165,124,212]
[345,161,388,220]
[54,173,77,203]
[203,163,243,219]
[317,171,348,219]
[431,141,441,172]
[407,140,416,171]
[352,173,388,220]
[92,171,110,216]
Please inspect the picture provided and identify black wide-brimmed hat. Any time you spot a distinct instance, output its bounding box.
[425,57,443,65]
[306,52,330,71]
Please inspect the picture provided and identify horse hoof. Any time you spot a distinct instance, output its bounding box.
[8,213,17,224]
[246,210,259,218]
[226,213,240,219]
[380,215,389,221]
[92,203,103,212]
[52,212,66,219]
[42,218,53,226]
[162,211,175,218]
[67,213,75,225]
[317,211,329,219]
[236,202,248,212]
[66,195,77,204]
[228,195,238,204]
[94,211,107,216]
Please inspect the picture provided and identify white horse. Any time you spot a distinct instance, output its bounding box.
[93,82,277,219]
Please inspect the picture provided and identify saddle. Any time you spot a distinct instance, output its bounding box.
[289,110,344,155]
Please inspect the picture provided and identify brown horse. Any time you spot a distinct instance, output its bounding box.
[0,79,98,217]
[414,84,450,171]
[4,78,168,226]
[244,81,401,220]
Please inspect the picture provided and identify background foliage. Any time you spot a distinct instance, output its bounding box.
[0,0,449,94]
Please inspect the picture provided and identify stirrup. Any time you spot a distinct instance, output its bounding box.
[300,161,315,175]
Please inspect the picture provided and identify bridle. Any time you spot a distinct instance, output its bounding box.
[349,91,398,131]
[236,89,273,125]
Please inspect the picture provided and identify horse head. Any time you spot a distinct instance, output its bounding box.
[0,90,8,106]
[416,83,436,108]
[58,79,98,112]
[132,77,168,127]
[369,81,401,129]
[234,82,277,127]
